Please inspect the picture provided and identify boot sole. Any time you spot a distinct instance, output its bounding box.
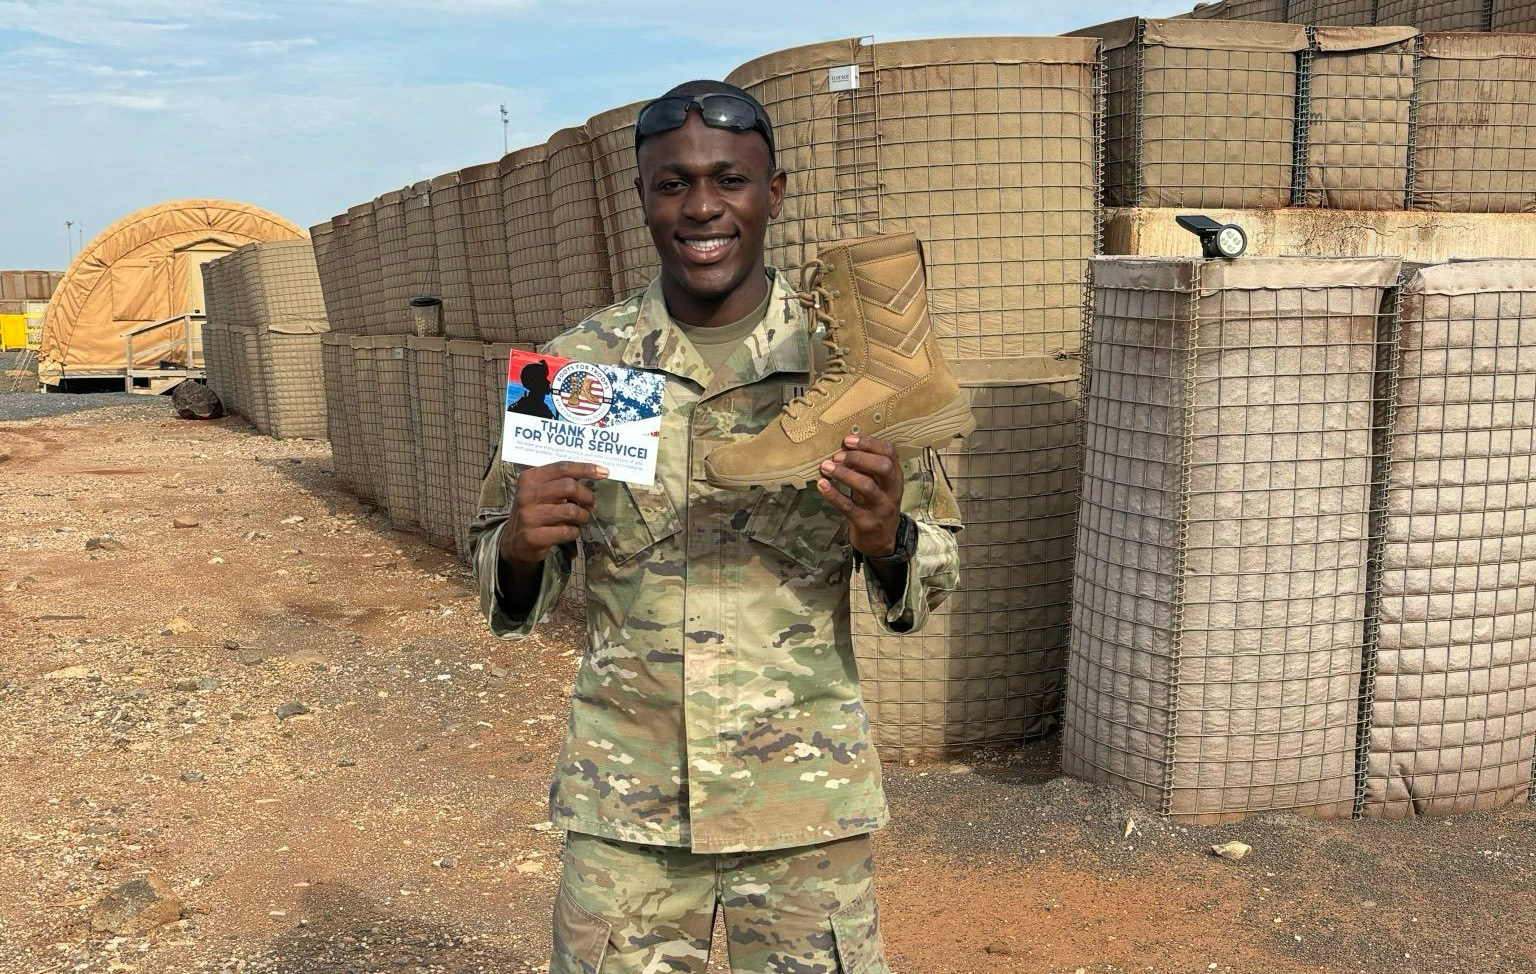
[703,395,977,492]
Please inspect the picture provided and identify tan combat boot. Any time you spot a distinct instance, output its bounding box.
[704,230,975,491]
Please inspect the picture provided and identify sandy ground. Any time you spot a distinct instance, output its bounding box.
[2,402,1534,974]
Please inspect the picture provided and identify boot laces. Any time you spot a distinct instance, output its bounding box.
[785,260,849,422]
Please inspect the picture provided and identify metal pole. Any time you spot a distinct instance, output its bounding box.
[501,103,509,154]
[65,221,73,264]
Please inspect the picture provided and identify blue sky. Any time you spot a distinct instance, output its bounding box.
[0,0,1188,270]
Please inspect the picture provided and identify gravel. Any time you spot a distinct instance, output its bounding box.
[0,391,165,422]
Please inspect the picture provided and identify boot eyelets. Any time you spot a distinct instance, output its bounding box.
[851,424,861,434]
[873,412,883,424]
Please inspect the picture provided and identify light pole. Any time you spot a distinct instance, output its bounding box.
[65,221,74,264]
[500,103,509,155]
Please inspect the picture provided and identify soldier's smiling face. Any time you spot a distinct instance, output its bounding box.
[636,112,785,325]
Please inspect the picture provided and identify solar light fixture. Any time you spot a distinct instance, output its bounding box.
[1175,214,1247,260]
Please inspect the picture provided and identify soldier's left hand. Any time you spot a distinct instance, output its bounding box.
[817,433,903,558]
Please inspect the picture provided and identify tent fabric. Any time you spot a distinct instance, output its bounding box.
[40,199,302,376]
[430,171,479,339]
[460,162,518,342]
[1412,32,1536,213]
[1076,18,1303,209]
[1303,28,1418,210]
[1365,260,1536,817]
[408,336,457,550]
[548,125,616,323]
[852,375,1080,755]
[1066,256,1400,823]
[588,101,658,300]
[500,146,565,343]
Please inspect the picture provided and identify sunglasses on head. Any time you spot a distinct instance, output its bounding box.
[634,93,775,159]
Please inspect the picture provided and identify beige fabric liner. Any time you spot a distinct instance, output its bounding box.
[500,145,564,343]
[1287,0,1379,25]
[430,171,479,340]
[373,189,412,335]
[41,199,301,375]
[376,336,420,530]
[1376,0,1489,30]
[349,336,390,506]
[461,162,518,342]
[449,339,493,560]
[1187,0,1288,21]
[1412,33,1536,214]
[321,334,358,489]
[350,202,388,336]
[548,125,615,323]
[1066,256,1399,823]
[1306,28,1416,211]
[1367,260,1536,817]
[1493,5,1536,31]
[853,377,1079,755]
[588,101,658,300]
[403,179,440,312]
[408,336,457,550]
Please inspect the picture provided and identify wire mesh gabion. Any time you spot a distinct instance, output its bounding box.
[548,125,615,324]
[373,188,414,336]
[408,336,456,550]
[321,332,356,492]
[1081,18,1307,210]
[403,180,439,309]
[431,171,479,339]
[350,335,389,507]
[729,37,1101,363]
[1364,260,1536,817]
[1287,0,1380,25]
[1065,255,1401,823]
[449,339,494,561]
[348,201,387,337]
[1186,0,1288,20]
[500,146,565,344]
[461,161,519,343]
[588,101,658,301]
[1376,0,1491,31]
[1303,27,1418,210]
[1410,32,1536,213]
[1493,4,1536,32]
[852,373,1080,756]
[376,336,419,531]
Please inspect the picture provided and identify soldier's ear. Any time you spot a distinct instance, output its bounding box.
[768,169,786,220]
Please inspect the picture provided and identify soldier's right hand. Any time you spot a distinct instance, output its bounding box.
[499,461,609,565]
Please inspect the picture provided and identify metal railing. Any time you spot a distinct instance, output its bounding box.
[122,312,205,392]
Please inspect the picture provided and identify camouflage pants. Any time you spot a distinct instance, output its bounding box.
[550,831,889,974]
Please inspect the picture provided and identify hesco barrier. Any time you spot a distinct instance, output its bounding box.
[202,240,329,440]
[449,339,492,560]
[1066,256,1400,823]
[1365,260,1536,817]
[588,101,657,300]
[351,336,389,507]
[462,162,518,342]
[1188,0,1287,20]
[347,202,385,336]
[431,172,478,339]
[1411,32,1536,213]
[729,37,1101,363]
[501,146,565,343]
[1287,0,1378,24]
[326,211,356,335]
[1493,5,1536,31]
[408,336,457,551]
[321,333,358,493]
[852,371,1080,754]
[548,125,615,323]
[403,180,439,313]
[1080,18,1306,210]
[1377,0,1489,31]
[1303,27,1418,210]
[377,337,420,531]
[373,189,412,335]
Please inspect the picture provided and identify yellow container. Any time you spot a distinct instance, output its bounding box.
[0,314,28,350]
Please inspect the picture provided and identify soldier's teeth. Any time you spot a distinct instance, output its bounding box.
[684,238,730,253]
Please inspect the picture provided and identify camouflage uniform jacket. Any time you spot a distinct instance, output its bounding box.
[469,269,962,854]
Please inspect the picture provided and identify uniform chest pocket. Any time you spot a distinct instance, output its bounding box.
[743,484,849,572]
[581,477,681,566]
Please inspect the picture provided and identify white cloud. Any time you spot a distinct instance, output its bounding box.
[244,37,319,56]
[52,90,167,109]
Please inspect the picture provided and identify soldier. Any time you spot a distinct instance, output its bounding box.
[469,80,961,974]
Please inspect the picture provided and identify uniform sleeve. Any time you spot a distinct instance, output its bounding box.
[468,444,575,638]
[862,447,962,634]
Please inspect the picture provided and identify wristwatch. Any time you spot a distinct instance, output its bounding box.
[865,513,918,568]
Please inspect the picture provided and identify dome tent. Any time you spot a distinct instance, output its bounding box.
[40,199,303,385]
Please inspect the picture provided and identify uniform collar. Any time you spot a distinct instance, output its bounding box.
[620,269,811,394]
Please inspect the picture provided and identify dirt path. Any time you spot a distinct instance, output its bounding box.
[2,406,1533,974]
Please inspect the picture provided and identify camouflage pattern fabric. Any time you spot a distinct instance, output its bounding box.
[552,831,887,974]
[470,269,961,854]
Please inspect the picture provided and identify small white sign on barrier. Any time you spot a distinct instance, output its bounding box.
[829,65,860,91]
